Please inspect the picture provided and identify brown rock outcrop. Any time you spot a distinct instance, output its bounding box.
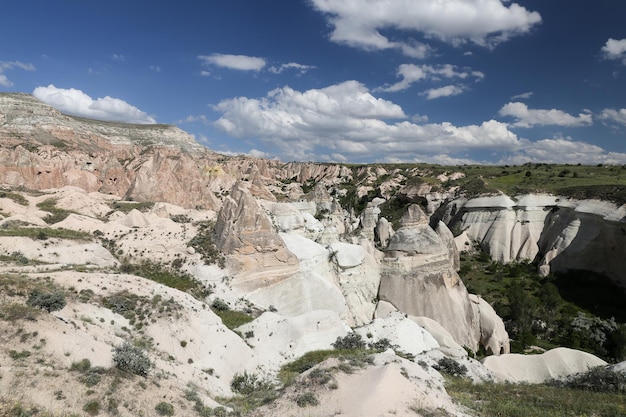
[214,182,299,289]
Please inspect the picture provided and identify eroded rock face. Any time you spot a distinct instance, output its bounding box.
[214,182,299,285]
[445,194,626,287]
[378,204,509,354]
[0,93,225,209]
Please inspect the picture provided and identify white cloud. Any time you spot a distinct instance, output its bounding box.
[498,102,593,128]
[511,91,533,100]
[213,81,520,161]
[601,38,626,64]
[111,54,126,62]
[268,62,316,74]
[421,84,465,100]
[198,53,266,71]
[32,85,156,124]
[150,65,161,72]
[598,108,626,127]
[498,136,626,165]
[0,61,35,87]
[377,63,483,93]
[309,0,541,54]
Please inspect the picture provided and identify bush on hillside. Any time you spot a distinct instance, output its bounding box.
[112,342,152,377]
[26,289,66,312]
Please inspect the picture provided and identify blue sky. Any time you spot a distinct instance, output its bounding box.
[2,0,626,165]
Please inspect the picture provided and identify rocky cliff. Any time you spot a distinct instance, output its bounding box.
[443,194,626,287]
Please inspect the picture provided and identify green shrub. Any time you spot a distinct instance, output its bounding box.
[295,392,319,407]
[155,401,175,416]
[210,298,230,312]
[552,366,626,393]
[230,371,274,396]
[26,290,66,312]
[83,399,101,416]
[70,358,92,372]
[332,333,366,350]
[112,342,152,377]
[433,357,467,377]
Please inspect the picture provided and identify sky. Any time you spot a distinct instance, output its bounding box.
[2,0,626,165]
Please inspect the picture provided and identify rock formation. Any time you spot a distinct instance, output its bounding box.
[481,347,607,383]
[378,204,510,354]
[445,194,626,286]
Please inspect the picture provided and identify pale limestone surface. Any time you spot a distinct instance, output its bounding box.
[236,310,350,372]
[355,311,440,357]
[250,351,472,417]
[481,347,607,383]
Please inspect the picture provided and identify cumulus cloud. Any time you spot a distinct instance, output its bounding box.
[598,108,626,127]
[32,85,156,124]
[198,53,266,71]
[213,80,520,161]
[376,63,484,93]
[0,61,35,87]
[498,136,626,165]
[601,38,626,64]
[268,62,316,75]
[498,102,593,128]
[309,0,541,54]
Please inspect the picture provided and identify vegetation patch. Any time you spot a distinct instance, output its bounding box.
[0,190,28,206]
[118,260,211,300]
[459,252,626,361]
[188,221,225,268]
[108,200,155,214]
[36,198,75,224]
[446,376,626,417]
[219,372,278,413]
[209,299,253,330]
[26,289,66,312]
[0,227,91,240]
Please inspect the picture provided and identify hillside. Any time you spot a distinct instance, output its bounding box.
[0,94,625,417]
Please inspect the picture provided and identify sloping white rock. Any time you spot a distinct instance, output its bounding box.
[236,310,350,371]
[0,236,117,267]
[245,269,348,318]
[329,241,366,269]
[119,208,151,228]
[355,311,440,357]
[481,347,607,383]
[251,350,472,417]
[410,316,466,357]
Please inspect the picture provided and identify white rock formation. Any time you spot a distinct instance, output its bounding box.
[481,347,607,383]
[446,194,626,286]
[378,205,509,354]
[236,310,350,371]
[355,311,440,357]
